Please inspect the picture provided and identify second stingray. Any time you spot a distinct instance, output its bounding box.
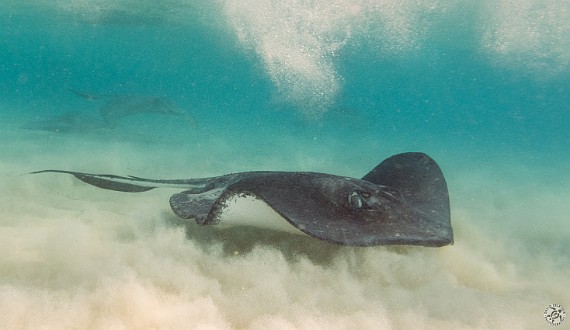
[70,89,197,128]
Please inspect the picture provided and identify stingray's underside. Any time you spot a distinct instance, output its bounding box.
[32,152,453,247]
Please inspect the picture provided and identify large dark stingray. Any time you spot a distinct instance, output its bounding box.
[32,152,453,247]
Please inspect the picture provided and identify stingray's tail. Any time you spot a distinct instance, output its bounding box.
[30,170,159,192]
[31,169,219,194]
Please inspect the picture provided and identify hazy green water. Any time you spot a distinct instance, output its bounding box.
[2,2,569,159]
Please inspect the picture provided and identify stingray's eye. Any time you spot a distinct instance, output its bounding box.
[348,191,363,209]
[360,191,371,198]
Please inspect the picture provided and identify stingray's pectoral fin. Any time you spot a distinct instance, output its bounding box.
[30,170,156,192]
[361,152,453,246]
[169,188,226,224]
[181,114,198,128]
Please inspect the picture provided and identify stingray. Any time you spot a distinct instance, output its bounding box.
[32,152,453,247]
[70,89,197,128]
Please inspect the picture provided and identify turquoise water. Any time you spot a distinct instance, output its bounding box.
[1,1,569,329]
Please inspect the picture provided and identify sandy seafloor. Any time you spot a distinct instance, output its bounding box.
[1,1,570,329]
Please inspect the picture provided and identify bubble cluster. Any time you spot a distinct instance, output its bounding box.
[223,0,449,117]
[479,0,570,76]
